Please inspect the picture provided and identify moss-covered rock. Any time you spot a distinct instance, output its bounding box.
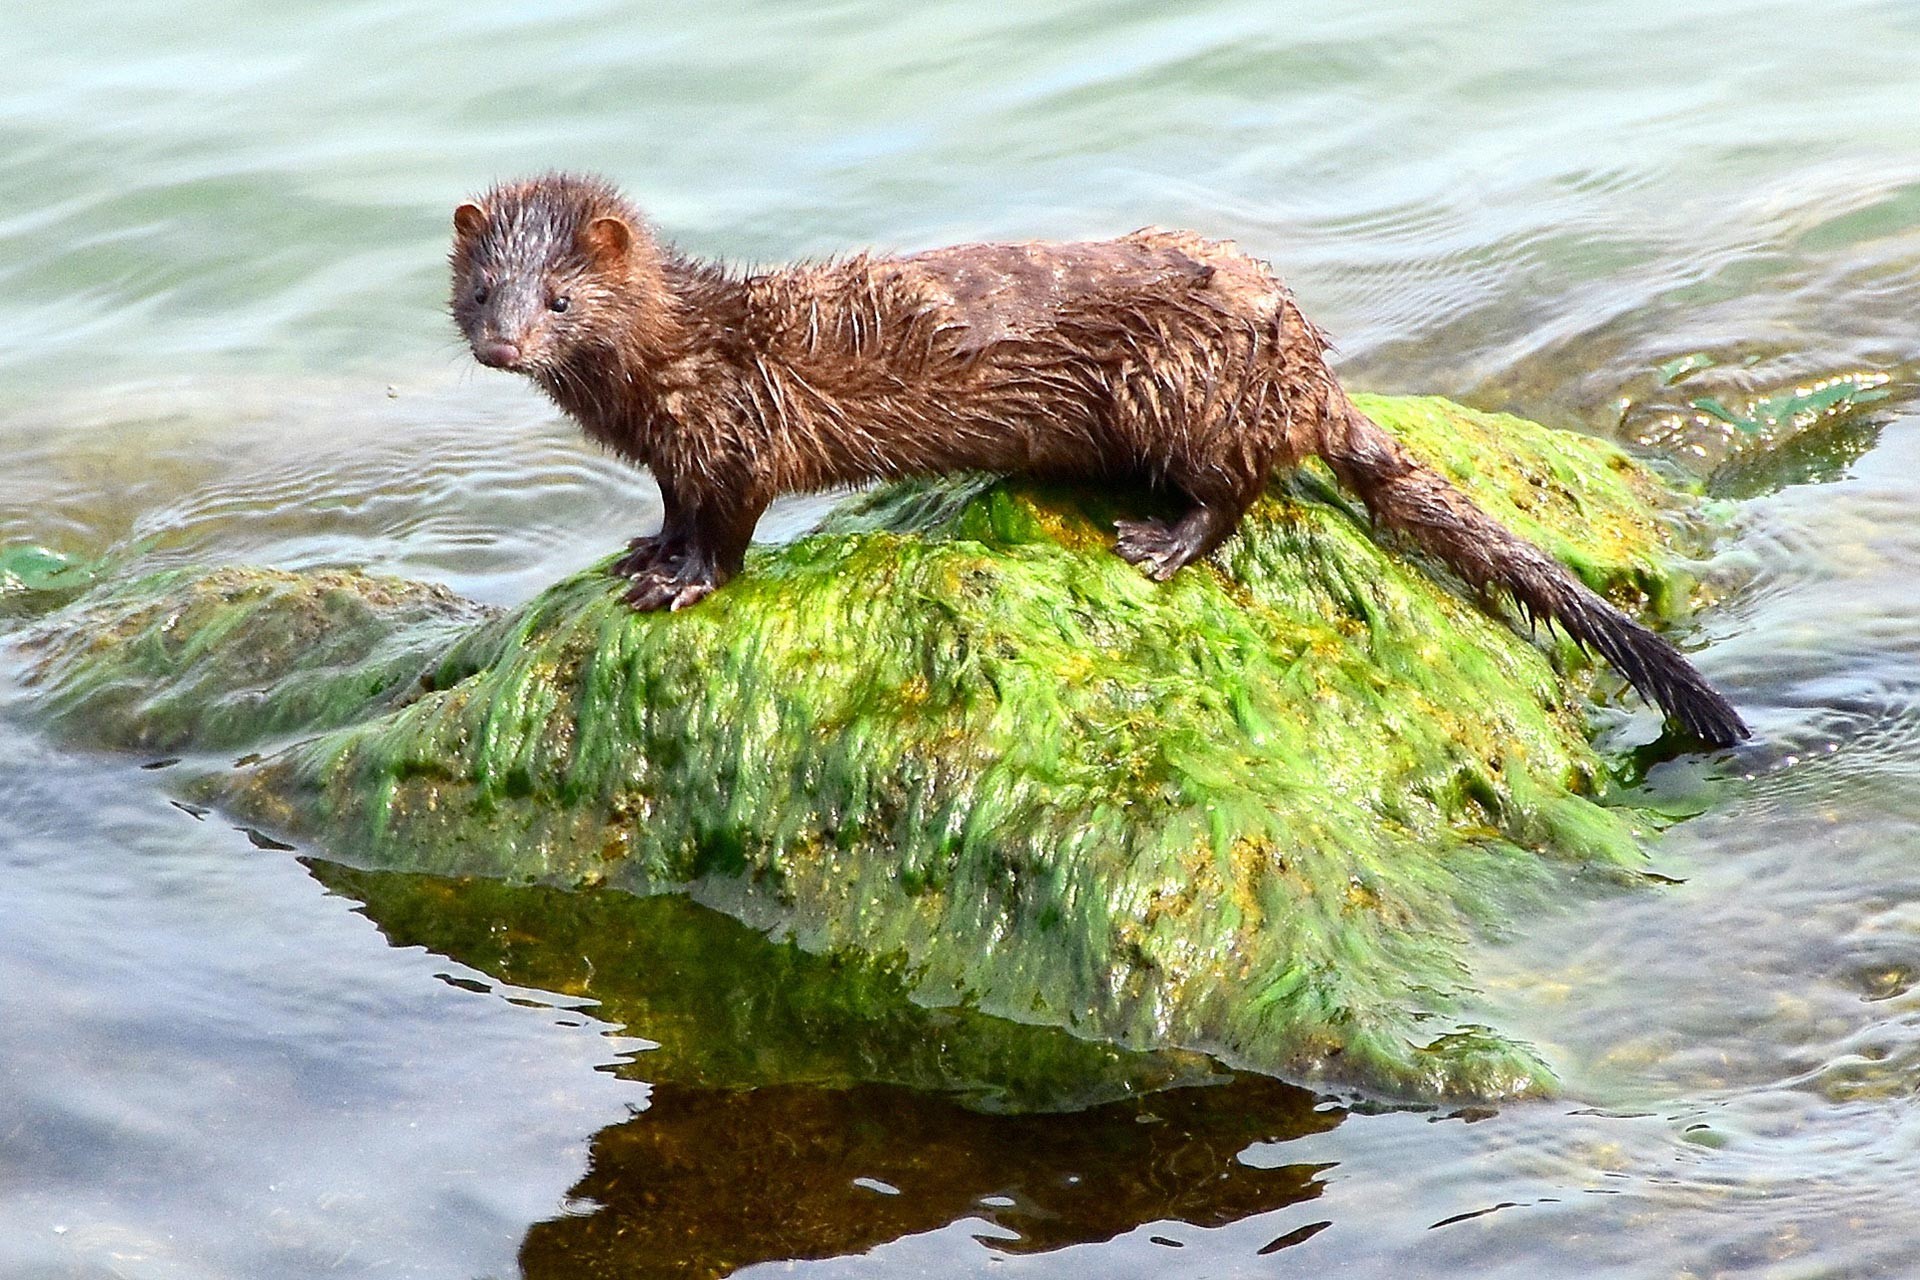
[16,566,487,752]
[9,396,1718,1100]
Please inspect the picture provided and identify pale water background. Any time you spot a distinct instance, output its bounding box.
[4,1,1920,1276]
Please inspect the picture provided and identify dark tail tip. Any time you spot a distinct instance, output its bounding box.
[1323,401,1750,747]
[1553,591,1750,748]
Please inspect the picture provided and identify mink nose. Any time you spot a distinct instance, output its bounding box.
[474,339,522,369]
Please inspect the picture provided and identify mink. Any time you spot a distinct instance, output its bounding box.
[449,172,1749,746]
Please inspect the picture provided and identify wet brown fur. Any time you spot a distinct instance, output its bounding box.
[449,172,1748,745]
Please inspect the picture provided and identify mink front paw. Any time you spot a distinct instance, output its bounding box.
[623,561,719,612]
[612,533,683,579]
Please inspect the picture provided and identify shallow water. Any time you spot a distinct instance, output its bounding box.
[4,2,1920,1276]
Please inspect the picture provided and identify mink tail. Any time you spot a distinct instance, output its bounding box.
[1317,396,1750,748]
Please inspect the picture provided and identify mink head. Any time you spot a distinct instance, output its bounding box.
[448,173,654,375]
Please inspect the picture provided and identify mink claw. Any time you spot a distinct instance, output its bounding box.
[622,575,670,611]
[622,564,717,613]
[611,537,654,579]
[666,582,714,611]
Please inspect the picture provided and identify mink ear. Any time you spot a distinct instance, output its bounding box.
[582,216,633,265]
[453,202,488,238]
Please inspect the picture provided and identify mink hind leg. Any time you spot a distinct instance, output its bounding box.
[1113,504,1240,581]
[1113,467,1259,581]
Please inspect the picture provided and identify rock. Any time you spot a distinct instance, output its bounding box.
[14,565,486,752]
[8,396,1719,1100]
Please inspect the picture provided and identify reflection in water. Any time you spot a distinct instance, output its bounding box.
[519,1077,1336,1279]
[309,863,1219,1111]
[309,861,1340,1275]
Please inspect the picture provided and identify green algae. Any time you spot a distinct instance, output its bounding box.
[1626,363,1897,495]
[10,396,1720,1101]
[0,544,102,619]
[1702,373,1897,499]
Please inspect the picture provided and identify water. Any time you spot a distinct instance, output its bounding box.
[4,1,1920,1275]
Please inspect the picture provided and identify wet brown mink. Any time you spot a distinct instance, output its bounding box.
[449,172,1749,746]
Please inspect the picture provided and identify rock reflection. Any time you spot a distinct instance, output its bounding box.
[520,1074,1337,1278]
[310,861,1342,1275]
[310,861,1217,1111]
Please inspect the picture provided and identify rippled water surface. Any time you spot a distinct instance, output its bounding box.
[5,2,1920,1277]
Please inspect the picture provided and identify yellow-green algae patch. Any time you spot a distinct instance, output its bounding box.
[10,397,1715,1100]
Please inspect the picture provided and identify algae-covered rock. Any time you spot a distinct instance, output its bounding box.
[10,396,1719,1100]
[16,566,487,751]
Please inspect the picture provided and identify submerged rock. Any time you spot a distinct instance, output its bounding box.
[0,544,102,619]
[16,565,486,751]
[8,396,1721,1100]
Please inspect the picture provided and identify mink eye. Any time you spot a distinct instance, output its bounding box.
[549,296,570,314]
[472,286,489,305]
